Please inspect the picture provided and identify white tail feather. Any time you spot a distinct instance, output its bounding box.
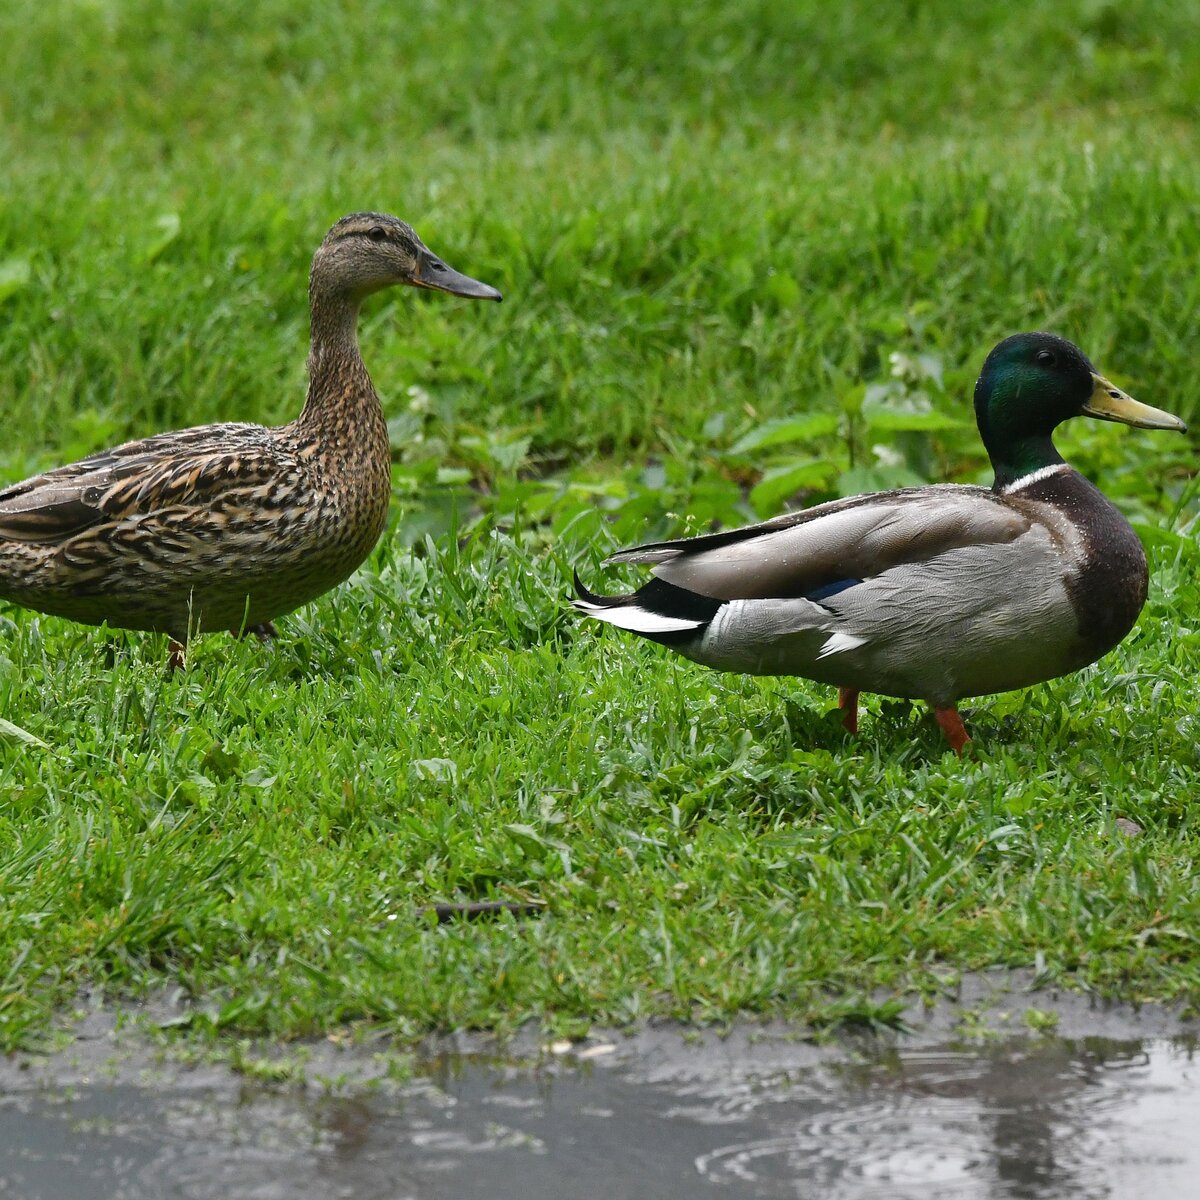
[575,601,703,634]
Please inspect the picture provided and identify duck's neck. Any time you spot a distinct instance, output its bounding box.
[296,282,380,435]
[987,434,1067,492]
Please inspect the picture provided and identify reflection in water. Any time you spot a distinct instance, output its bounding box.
[0,1035,1195,1199]
[693,1039,1192,1198]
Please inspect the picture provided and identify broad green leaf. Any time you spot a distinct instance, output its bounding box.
[839,382,868,415]
[728,413,840,455]
[863,384,965,432]
[564,477,629,499]
[1131,521,1189,550]
[750,459,837,514]
[0,717,47,749]
[413,758,458,783]
[489,435,532,474]
[764,271,801,308]
[387,412,423,448]
[0,259,31,303]
[865,408,966,432]
[142,212,181,264]
[836,465,926,496]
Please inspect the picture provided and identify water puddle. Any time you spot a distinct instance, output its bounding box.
[0,1034,1196,1199]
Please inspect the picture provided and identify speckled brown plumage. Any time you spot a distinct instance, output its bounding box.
[0,212,501,650]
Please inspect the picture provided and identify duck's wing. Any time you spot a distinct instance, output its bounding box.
[0,423,291,544]
[604,485,1031,600]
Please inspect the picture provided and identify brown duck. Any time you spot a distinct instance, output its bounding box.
[0,212,501,666]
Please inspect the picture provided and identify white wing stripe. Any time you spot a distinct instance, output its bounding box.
[817,631,868,658]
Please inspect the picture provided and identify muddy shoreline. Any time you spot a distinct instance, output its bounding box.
[3,969,1194,1092]
[2,971,1196,1200]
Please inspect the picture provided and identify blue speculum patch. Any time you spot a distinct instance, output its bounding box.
[805,578,862,602]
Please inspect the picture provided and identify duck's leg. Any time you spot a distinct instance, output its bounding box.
[934,707,972,756]
[232,621,278,643]
[837,687,860,734]
[167,638,187,672]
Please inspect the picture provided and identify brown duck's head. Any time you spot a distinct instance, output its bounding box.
[312,212,502,302]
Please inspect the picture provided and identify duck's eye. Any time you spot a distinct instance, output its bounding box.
[367,226,388,242]
[1036,349,1056,366]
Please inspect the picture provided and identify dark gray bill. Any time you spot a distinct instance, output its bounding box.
[415,249,502,301]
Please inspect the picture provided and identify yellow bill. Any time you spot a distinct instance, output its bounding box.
[1083,373,1187,432]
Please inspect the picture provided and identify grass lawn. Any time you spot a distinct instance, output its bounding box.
[0,0,1198,1050]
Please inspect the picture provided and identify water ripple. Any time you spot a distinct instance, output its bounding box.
[0,1035,1195,1200]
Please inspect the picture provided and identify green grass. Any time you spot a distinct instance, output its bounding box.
[1,0,1199,1049]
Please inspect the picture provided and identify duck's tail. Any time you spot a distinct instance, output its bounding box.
[571,570,720,647]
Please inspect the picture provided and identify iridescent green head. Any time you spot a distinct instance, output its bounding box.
[973,332,1185,489]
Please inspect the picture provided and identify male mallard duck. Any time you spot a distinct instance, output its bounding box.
[574,333,1186,753]
[0,212,500,666]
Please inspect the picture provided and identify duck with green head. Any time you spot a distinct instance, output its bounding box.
[574,333,1187,752]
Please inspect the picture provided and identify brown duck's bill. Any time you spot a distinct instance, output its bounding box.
[413,250,502,301]
[1083,373,1187,432]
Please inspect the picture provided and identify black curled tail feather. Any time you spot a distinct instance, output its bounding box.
[571,568,629,608]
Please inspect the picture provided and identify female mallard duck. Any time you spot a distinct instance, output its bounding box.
[0,212,500,666]
[574,333,1186,753]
